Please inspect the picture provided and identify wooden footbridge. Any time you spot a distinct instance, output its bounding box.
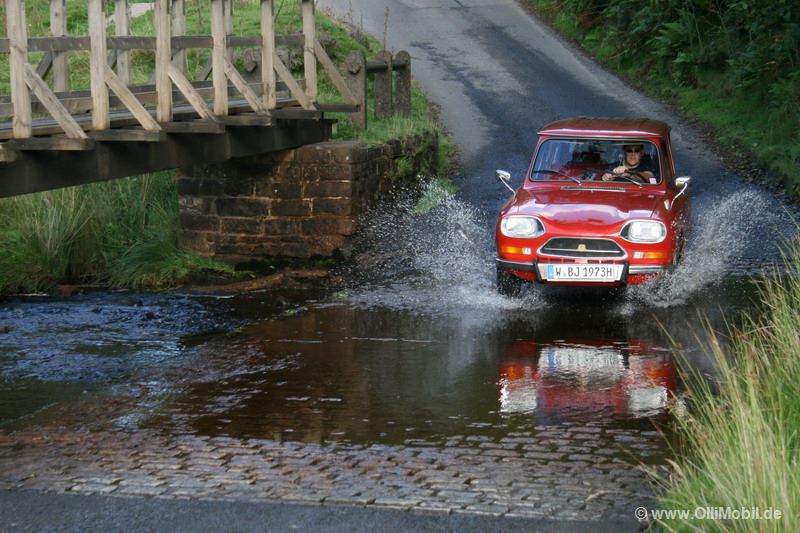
[0,0,364,197]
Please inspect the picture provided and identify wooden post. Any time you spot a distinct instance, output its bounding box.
[114,0,131,86]
[224,0,233,62]
[88,0,110,130]
[6,0,32,138]
[345,51,367,129]
[374,50,393,120]
[155,0,173,122]
[395,51,411,117]
[172,0,186,73]
[211,0,228,115]
[50,0,70,92]
[261,0,276,109]
[301,0,317,102]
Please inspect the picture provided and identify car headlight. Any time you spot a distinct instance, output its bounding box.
[501,216,545,238]
[621,220,667,243]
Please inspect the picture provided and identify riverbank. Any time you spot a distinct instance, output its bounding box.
[522,0,800,198]
[656,244,800,531]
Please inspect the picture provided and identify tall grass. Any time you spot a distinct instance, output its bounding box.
[0,173,232,292]
[660,246,800,531]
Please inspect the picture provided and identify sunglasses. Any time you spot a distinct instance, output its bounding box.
[625,147,644,153]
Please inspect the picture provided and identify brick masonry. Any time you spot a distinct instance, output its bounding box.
[177,131,439,262]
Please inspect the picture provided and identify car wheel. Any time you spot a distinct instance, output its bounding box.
[496,265,525,297]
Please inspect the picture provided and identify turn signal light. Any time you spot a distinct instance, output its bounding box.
[633,251,667,259]
[501,246,533,255]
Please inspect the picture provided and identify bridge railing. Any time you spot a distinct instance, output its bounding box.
[0,0,358,154]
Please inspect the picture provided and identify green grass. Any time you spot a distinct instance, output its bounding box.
[0,1,448,292]
[0,172,234,293]
[658,247,800,531]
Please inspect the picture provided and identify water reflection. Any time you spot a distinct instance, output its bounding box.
[499,340,676,420]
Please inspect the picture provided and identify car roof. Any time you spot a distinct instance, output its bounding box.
[538,117,671,138]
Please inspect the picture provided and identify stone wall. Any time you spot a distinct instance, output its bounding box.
[177,130,438,263]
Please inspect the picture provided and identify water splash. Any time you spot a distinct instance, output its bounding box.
[623,189,778,309]
[344,180,524,314]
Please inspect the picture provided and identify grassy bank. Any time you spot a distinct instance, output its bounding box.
[0,2,449,292]
[659,250,800,531]
[524,0,800,194]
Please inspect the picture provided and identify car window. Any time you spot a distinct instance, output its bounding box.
[530,139,662,185]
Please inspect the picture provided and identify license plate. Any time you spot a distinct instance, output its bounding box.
[544,263,622,282]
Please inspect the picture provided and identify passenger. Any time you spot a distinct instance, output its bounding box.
[601,143,658,184]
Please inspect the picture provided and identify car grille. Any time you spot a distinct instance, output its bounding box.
[540,238,625,258]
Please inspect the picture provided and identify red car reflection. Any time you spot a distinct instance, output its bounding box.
[495,118,691,295]
[498,339,677,418]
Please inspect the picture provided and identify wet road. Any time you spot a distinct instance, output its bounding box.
[0,0,796,528]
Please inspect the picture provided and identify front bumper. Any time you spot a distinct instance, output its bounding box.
[496,258,669,284]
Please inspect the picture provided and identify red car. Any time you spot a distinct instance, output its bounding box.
[495,117,691,295]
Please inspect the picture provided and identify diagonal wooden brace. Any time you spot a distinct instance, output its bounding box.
[168,63,216,121]
[24,63,88,139]
[104,64,162,132]
[224,58,270,115]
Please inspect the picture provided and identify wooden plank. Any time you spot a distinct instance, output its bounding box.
[35,52,54,80]
[0,34,306,54]
[89,129,165,142]
[217,114,272,126]
[261,0,276,109]
[0,146,19,163]
[0,80,295,117]
[172,0,186,72]
[5,136,95,151]
[302,0,317,102]
[224,58,269,115]
[104,64,162,132]
[24,63,88,139]
[344,50,367,129]
[224,0,233,62]
[161,120,225,134]
[50,0,69,92]
[154,0,172,123]
[168,63,215,120]
[211,0,228,116]
[88,0,110,130]
[314,38,356,105]
[114,0,131,86]
[395,51,411,117]
[7,0,33,138]
[374,50,393,120]
[270,108,321,120]
[273,53,314,110]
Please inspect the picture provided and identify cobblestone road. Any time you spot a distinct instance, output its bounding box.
[0,421,664,522]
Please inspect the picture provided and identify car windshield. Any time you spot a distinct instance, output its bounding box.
[530,138,662,185]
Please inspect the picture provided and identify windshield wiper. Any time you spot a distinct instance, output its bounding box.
[531,170,581,185]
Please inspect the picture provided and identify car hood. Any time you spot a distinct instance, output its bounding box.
[509,187,664,228]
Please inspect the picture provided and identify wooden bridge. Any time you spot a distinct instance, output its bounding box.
[0,0,363,197]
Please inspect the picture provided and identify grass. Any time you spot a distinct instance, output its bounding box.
[0,1,448,292]
[658,246,800,531]
[0,172,235,293]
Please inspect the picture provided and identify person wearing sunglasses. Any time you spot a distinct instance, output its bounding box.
[601,143,657,183]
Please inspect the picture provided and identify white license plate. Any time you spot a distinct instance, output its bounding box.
[543,263,622,282]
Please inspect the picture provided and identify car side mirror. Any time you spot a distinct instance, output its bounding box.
[668,176,691,210]
[496,169,515,193]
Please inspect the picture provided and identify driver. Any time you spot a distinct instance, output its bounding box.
[601,143,658,184]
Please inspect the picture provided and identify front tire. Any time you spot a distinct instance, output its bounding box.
[496,265,525,297]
